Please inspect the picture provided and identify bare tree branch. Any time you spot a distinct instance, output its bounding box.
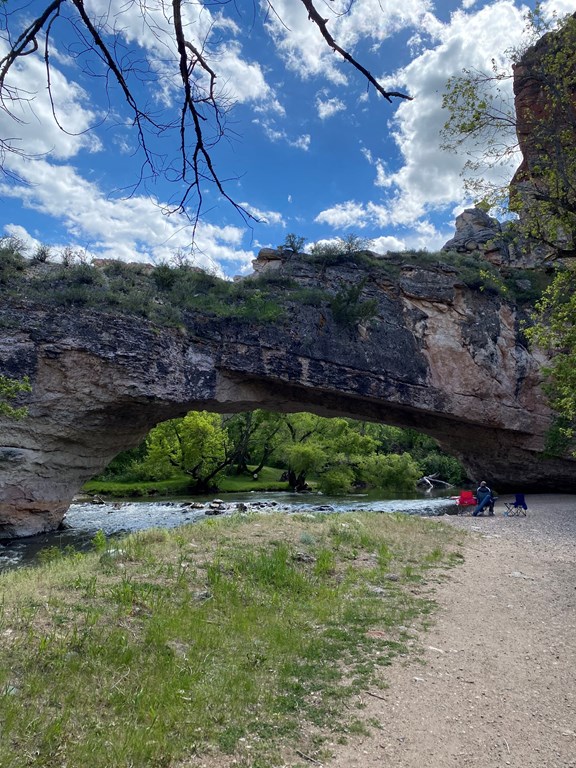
[299,0,412,103]
[0,0,413,229]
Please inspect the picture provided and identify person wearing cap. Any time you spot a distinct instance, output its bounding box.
[473,481,495,516]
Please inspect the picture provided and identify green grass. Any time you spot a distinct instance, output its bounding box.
[82,477,193,497]
[1,240,554,337]
[0,512,465,767]
[218,466,289,493]
[83,466,291,498]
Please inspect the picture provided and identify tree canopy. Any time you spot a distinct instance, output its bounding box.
[136,411,231,492]
[525,271,576,454]
[105,409,463,494]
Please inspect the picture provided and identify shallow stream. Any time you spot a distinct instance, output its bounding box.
[0,490,455,572]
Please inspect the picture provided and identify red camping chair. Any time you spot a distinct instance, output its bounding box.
[456,490,476,514]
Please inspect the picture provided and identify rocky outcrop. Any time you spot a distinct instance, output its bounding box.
[510,13,576,258]
[511,19,573,195]
[442,207,510,265]
[1,251,574,538]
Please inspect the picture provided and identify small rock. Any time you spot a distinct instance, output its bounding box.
[293,552,315,563]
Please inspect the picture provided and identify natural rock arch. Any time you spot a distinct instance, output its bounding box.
[2,252,575,538]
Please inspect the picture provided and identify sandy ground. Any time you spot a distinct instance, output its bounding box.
[327,494,576,768]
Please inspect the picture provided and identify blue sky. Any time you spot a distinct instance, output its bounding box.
[1,0,575,277]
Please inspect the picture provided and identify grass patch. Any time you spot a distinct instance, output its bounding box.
[82,477,193,498]
[0,512,465,767]
[83,466,290,498]
[0,239,554,337]
[219,466,289,493]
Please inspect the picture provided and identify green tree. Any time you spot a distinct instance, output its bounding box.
[271,413,422,494]
[272,413,330,491]
[417,452,466,485]
[282,441,328,491]
[526,269,576,453]
[96,409,464,492]
[222,411,285,476]
[0,374,31,420]
[357,453,421,492]
[138,411,230,492]
[318,465,356,495]
[279,234,307,254]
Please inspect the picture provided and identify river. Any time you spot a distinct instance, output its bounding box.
[0,490,456,572]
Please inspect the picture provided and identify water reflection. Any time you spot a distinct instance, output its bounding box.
[0,490,455,572]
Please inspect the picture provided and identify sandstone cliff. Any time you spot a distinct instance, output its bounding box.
[510,13,576,258]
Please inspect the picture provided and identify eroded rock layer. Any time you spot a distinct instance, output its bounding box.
[1,251,574,538]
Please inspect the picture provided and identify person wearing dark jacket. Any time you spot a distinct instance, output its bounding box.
[473,481,495,516]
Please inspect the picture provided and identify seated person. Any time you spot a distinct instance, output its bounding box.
[473,481,495,516]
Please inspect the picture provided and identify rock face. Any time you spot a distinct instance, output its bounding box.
[442,207,510,265]
[511,20,573,196]
[1,252,575,538]
[510,13,576,258]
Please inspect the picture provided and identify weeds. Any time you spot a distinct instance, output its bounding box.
[0,236,552,335]
[0,511,464,768]
[330,279,379,328]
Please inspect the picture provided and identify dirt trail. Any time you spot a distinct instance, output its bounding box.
[328,494,576,768]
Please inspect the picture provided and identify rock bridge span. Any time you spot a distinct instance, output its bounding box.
[1,254,575,538]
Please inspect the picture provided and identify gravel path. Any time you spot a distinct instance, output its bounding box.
[328,494,576,768]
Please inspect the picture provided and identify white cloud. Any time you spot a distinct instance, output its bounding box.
[239,203,285,226]
[313,197,450,252]
[361,149,394,188]
[541,0,576,18]
[0,41,100,161]
[254,119,311,150]
[375,161,393,189]
[314,1,533,241]
[372,223,449,254]
[316,95,346,120]
[213,42,273,104]
[1,157,255,274]
[361,147,373,164]
[291,134,311,151]
[382,2,527,219]
[253,98,287,117]
[263,0,436,85]
[84,0,275,109]
[2,225,43,254]
[315,201,368,229]
[370,234,406,253]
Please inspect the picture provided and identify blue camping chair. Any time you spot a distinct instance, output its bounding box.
[504,493,528,517]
